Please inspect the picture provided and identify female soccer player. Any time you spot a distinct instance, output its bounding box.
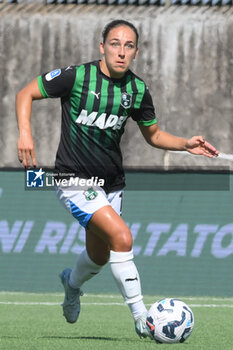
[16,20,219,339]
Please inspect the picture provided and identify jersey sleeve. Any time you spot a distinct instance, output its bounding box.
[131,86,157,126]
[37,66,76,98]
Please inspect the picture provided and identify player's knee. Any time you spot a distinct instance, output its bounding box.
[112,228,133,252]
[88,249,110,266]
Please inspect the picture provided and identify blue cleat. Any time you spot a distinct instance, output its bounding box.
[135,312,153,339]
[59,268,83,324]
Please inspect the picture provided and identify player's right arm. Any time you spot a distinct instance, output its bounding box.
[16,78,43,168]
[16,66,76,167]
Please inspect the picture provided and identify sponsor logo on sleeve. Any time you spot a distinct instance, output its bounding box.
[45,69,61,81]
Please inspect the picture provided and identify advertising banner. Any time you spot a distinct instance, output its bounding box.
[0,169,232,296]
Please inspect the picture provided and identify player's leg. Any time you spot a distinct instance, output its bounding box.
[69,228,110,289]
[60,229,109,324]
[87,206,151,338]
[57,185,112,324]
[57,185,151,336]
[66,206,132,295]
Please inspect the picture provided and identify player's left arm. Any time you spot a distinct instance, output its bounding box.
[139,123,219,158]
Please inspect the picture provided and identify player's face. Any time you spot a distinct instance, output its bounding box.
[99,25,138,79]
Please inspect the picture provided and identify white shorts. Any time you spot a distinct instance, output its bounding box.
[55,181,123,228]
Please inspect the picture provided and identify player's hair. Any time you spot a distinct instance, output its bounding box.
[102,20,139,47]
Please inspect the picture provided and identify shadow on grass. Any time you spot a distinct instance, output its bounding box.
[1,335,138,343]
[40,335,120,341]
[1,336,20,339]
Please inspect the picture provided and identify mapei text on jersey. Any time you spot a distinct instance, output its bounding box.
[75,109,128,129]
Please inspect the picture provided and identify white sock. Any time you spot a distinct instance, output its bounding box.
[69,249,102,289]
[128,299,147,321]
[109,250,147,321]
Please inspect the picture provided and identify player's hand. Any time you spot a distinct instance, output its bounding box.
[185,136,219,158]
[17,132,37,168]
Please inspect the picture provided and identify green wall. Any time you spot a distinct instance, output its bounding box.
[0,170,232,297]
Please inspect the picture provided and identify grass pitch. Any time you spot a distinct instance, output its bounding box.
[0,292,233,350]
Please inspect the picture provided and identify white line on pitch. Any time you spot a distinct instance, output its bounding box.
[0,301,233,308]
[1,292,233,303]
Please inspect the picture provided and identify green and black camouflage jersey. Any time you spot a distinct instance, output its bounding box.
[37,60,157,193]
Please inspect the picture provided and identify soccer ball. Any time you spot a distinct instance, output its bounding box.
[146,298,194,344]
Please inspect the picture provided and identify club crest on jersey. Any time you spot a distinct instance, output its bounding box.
[121,93,132,109]
[83,187,98,201]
